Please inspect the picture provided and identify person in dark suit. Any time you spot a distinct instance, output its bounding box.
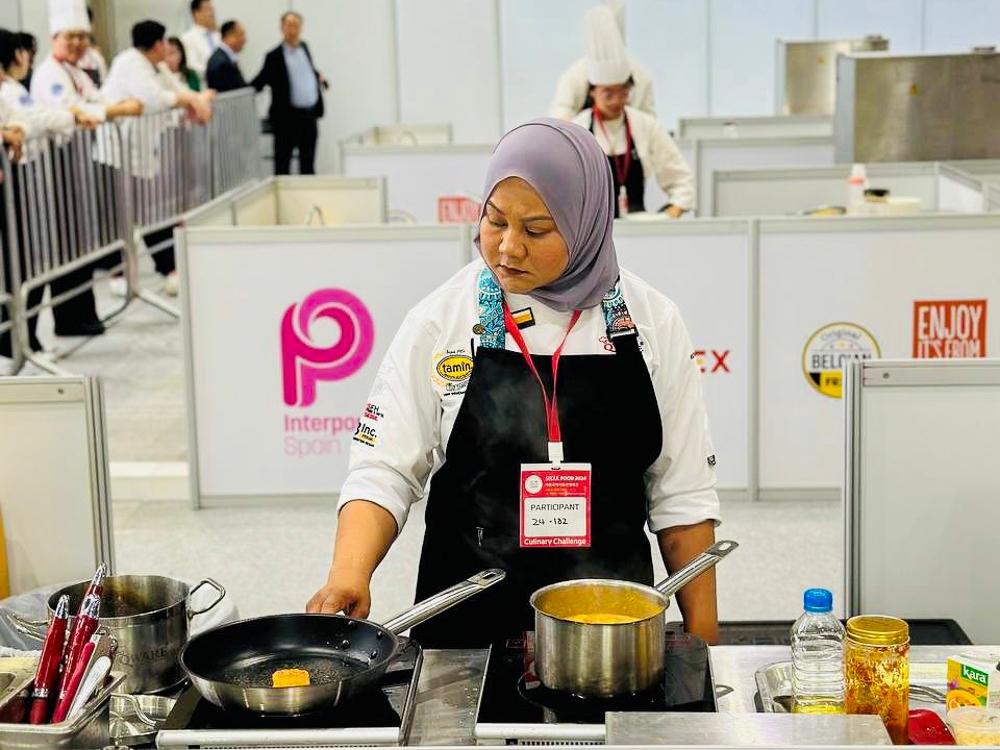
[205,20,246,92]
[251,11,326,175]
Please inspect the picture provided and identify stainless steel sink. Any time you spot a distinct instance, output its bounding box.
[754,661,949,717]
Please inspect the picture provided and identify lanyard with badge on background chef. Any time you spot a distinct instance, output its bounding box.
[594,108,632,217]
[503,300,593,550]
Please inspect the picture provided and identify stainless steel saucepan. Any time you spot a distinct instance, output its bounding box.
[530,540,737,698]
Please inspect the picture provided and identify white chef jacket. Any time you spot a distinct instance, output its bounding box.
[99,49,184,177]
[549,56,656,121]
[0,91,31,136]
[30,55,107,121]
[340,261,720,535]
[573,105,695,212]
[0,78,75,138]
[180,25,221,81]
[102,48,178,115]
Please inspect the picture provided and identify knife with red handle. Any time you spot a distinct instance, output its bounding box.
[50,594,100,717]
[28,594,69,725]
[81,564,106,603]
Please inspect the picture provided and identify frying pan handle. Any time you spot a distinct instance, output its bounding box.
[654,540,738,599]
[381,568,506,635]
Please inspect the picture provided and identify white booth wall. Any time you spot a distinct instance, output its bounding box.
[177,211,1000,508]
[711,162,997,218]
[759,214,1000,494]
[178,224,473,505]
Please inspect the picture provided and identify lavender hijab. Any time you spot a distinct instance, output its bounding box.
[474,118,619,312]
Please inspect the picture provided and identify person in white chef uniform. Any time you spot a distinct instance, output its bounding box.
[180,0,222,86]
[28,0,142,339]
[549,3,656,121]
[571,9,694,219]
[31,0,143,123]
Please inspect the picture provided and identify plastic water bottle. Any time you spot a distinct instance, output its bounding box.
[848,164,868,214]
[791,588,846,714]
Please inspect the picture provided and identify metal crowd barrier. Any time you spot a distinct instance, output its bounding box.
[124,89,259,316]
[121,108,206,316]
[1,126,129,374]
[0,174,17,372]
[0,90,262,374]
[211,88,261,196]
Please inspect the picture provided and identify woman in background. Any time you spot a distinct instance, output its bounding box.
[162,37,201,92]
[570,13,694,218]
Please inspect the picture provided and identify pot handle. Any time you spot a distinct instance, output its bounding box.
[380,568,506,635]
[4,611,48,642]
[187,578,226,619]
[113,693,161,729]
[654,540,738,599]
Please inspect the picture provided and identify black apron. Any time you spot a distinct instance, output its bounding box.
[410,274,663,648]
[590,112,646,217]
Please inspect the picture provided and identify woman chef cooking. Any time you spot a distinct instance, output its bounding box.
[571,6,694,218]
[308,119,721,646]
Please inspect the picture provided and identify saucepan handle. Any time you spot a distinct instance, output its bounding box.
[4,612,48,642]
[187,578,227,619]
[381,569,506,635]
[654,540,739,599]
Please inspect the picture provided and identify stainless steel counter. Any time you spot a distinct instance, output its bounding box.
[408,648,489,746]
[406,645,1000,745]
[711,644,1000,716]
[710,646,788,715]
[606,713,892,746]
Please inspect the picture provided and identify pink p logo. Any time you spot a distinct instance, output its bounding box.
[281,289,375,407]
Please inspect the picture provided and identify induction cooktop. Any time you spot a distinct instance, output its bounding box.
[474,631,716,745]
[155,638,422,748]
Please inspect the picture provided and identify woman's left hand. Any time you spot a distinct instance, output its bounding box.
[657,521,720,645]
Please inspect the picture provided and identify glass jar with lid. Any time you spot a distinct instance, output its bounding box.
[844,616,910,744]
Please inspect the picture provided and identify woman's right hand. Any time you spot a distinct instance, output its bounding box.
[306,568,371,618]
[306,500,398,618]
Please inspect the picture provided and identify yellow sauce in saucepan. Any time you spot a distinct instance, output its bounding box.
[565,613,641,625]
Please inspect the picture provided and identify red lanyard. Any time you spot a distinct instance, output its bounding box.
[503,301,582,464]
[594,109,632,186]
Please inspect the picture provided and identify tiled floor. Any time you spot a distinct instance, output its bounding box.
[20,272,188,463]
[13,271,847,624]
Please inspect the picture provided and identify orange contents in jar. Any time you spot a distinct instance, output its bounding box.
[844,616,910,745]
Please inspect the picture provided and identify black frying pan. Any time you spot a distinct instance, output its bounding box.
[178,569,504,715]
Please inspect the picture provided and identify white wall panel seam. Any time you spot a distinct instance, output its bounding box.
[812,0,820,38]
[919,0,928,51]
[747,218,760,502]
[706,0,714,117]
[494,0,505,136]
[390,0,402,123]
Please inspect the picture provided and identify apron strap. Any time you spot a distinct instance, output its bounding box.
[601,280,638,339]
[477,267,506,349]
[477,267,637,348]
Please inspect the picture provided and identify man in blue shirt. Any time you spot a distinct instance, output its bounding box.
[251,11,326,174]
